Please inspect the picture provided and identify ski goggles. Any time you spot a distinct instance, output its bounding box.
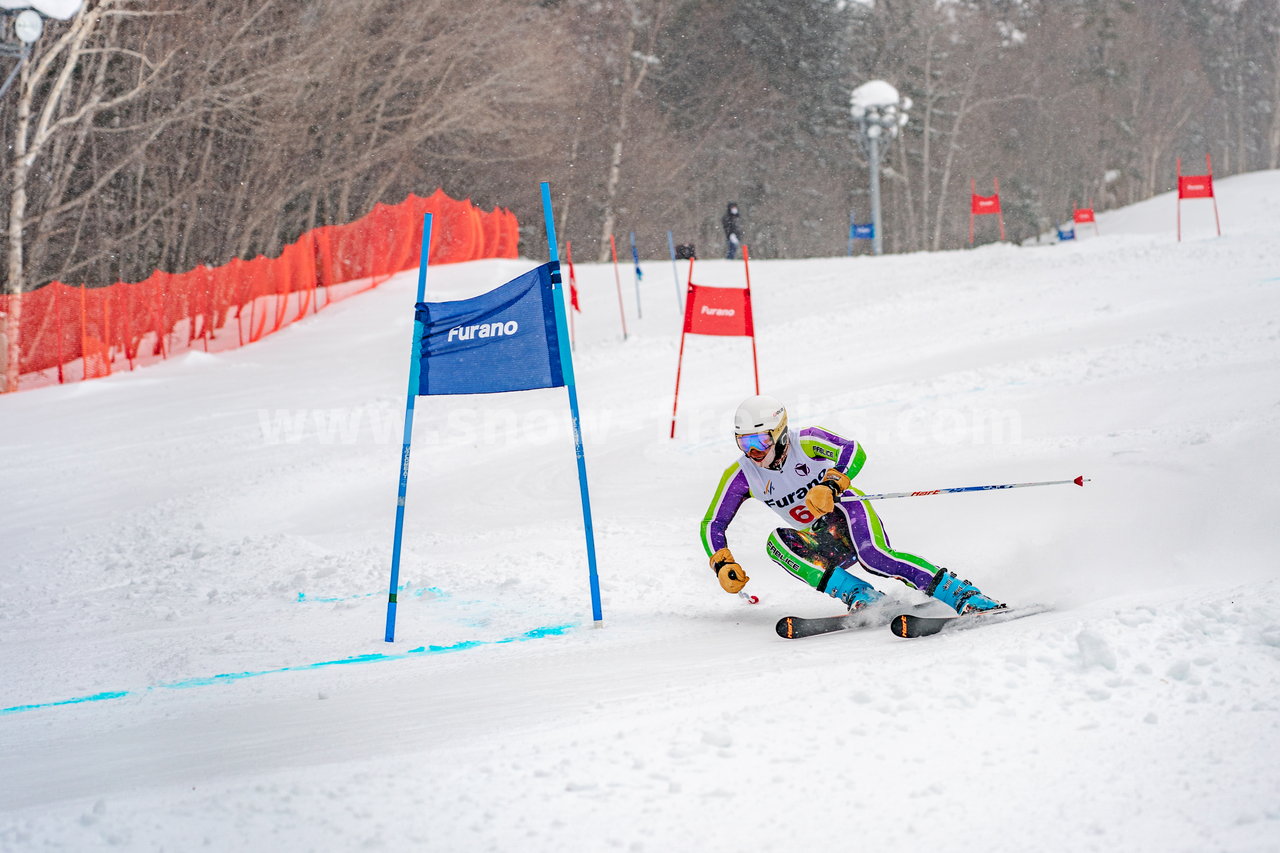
[736,431,773,458]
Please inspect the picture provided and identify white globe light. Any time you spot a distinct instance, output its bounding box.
[14,9,43,44]
[867,125,882,139]
[2,2,83,21]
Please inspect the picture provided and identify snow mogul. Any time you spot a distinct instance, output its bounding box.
[701,395,1004,615]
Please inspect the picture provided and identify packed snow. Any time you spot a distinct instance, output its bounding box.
[2,174,1278,852]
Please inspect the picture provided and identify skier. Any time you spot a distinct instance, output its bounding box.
[721,202,743,259]
[700,395,1004,614]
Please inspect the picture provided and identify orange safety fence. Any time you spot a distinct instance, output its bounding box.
[0,188,519,391]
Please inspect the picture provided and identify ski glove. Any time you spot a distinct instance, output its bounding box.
[710,547,749,594]
[804,469,852,517]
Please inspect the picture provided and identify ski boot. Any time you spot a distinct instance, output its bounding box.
[926,568,1004,615]
[818,566,884,611]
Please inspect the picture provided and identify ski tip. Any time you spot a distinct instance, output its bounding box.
[891,614,911,638]
[776,617,797,639]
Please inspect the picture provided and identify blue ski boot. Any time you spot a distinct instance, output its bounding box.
[927,568,1004,615]
[818,566,884,611]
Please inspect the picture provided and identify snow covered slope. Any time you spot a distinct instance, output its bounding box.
[2,172,1279,852]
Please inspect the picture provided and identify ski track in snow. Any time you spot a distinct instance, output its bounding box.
[2,172,1280,852]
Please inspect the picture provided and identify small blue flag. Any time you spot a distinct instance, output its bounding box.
[630,232,643,280]
[851,223,875,240]
[414,262,564,396]
[1057,227,1076,241]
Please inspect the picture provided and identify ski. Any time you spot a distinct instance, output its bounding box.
[776,603,935,639]
[888,604,1048,638]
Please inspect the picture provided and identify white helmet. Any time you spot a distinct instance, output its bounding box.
[734,395,790,469]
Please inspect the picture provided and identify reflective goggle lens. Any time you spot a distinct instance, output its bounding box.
[736,431,772,456]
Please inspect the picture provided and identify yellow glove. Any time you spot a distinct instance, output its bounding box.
[804,469,852,517]
[709,547,749,594]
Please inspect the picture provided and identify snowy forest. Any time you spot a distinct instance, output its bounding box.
[3,0,1279,291]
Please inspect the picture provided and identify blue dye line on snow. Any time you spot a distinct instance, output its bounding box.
[0,690,131,716]
[296,584,446,604]
[0,623,574,717]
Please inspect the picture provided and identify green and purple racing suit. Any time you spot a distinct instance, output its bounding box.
[700,426,939,591]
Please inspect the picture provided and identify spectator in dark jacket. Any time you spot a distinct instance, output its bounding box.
[721,202,743,259]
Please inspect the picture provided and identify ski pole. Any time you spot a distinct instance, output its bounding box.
[838,475,1089,503]
[738,590,760,605]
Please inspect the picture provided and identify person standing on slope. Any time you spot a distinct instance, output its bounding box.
[721,202,744,260]
[701,395,1004,614]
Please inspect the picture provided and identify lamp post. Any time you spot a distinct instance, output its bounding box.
[850,80,911,256]
[0,10,42,100]
[2,1,84,98]
[2,1,83,393]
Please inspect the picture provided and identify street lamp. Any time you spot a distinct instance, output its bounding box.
[1,2,83,97]
[850,80,911,256]
[1,0,81,394]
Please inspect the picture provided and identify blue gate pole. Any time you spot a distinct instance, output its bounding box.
[384,213,433,642]
[667,230,682,308]
[541,182,604,624]
[630,231,643,320]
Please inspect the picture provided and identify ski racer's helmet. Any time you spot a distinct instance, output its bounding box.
[734,395,790,470]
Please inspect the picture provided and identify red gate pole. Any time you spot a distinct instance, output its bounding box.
[742,244,760,394]
[565,240,576,350]
[609,233,628,341]
[669,279,694,439]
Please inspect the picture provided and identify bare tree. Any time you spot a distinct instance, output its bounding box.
[4,0,1275,392]
[4,1,178,391]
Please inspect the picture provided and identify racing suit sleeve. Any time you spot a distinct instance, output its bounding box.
[700,463,752,557]
[797,425,867,481]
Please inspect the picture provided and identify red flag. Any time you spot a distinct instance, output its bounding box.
[684,284,753,337]
[1178,175,1214,199]
[565,241,581,313]
[1073,208,1096,224]
[971,193,1001,214]
[670,252,760,439]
